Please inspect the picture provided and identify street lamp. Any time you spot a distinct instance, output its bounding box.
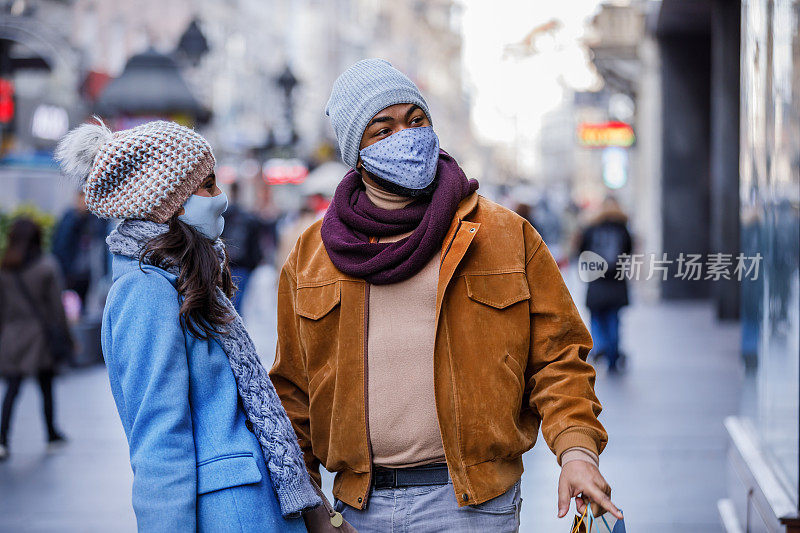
[274,64,298,148]
[176,19,210,67]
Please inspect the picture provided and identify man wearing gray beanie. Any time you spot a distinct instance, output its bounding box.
[271,58,621,532]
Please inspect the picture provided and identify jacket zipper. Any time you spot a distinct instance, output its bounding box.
[435,219,471,500]
[362,281,373,509]
[440,220,462,267]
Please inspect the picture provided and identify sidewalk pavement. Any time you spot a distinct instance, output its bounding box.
[0,266,741,532]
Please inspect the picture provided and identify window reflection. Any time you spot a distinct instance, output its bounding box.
[740,0,800,501]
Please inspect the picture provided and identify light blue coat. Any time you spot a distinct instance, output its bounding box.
[102,255,307,533]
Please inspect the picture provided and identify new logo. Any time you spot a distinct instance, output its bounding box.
[578,251,608,282]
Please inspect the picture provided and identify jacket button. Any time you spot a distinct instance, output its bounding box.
[462,493,469,501]
[245,420,254,432]
[357,497,363,503]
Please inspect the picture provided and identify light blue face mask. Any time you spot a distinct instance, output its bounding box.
[359,126,440,191]
[178,191,228,241]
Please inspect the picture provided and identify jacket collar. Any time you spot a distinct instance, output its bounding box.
[111,254,178,286]
[435,192,481,323]
[454,192,479,221]
[438,192,480,258]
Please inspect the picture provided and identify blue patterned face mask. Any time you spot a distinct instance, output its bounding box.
[359,126,440,192]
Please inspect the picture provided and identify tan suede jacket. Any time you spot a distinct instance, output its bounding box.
[270,193,607,510]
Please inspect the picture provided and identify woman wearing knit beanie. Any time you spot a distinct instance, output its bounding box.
[55,119,319,532]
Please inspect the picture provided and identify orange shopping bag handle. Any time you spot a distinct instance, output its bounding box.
[571,497,620,533]
[571,505,589,533]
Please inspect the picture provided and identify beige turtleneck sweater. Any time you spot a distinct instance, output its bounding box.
[364,180,445,467]
[362,179,598,469]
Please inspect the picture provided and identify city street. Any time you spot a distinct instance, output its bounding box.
[0,266,742,532]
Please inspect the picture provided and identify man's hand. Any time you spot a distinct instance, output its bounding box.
[557,460,623,520]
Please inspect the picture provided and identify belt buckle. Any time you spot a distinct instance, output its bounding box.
[374,467,396,488]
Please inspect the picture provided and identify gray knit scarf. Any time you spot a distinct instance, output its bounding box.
[106,219,320,518]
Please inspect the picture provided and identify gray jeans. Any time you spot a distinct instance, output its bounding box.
[334,480,522,533]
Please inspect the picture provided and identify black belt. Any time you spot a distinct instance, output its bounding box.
[372,463,450,489]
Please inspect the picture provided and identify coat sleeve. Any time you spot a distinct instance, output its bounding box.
[269,249,321,486]
[523,223,608,464]
[104,271,197,532]
[50,212,76,274]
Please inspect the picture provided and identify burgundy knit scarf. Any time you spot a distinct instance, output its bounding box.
[320,150,479,285]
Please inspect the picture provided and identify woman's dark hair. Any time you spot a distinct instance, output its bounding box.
[140,216,235,339]
[1,218,43,271]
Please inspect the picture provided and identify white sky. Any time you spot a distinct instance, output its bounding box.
[459,0,604,153]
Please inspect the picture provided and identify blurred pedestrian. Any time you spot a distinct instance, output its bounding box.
[254,183,281,268]
[0,218,71,461]
[51,190,108,308]
[740,204,761,365]
[55,119,317,531]
[578,196,633,373]
[221,181,264,311]
[271,58,621,532]
[513,201,533,223]
[274,196,323,271]
[533,198,563,254]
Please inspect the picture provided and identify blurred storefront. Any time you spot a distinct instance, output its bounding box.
[582,5,644,206]
[721,1,800,531]
[0,8,82,216]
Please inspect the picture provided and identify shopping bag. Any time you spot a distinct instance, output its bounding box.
[570,501,625,533]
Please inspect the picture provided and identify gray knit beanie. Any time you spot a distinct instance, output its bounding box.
[326,58,432,169]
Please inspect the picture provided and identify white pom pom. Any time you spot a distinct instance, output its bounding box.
[54,117,113,186]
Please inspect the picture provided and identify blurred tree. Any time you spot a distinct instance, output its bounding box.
[0,205,56,256]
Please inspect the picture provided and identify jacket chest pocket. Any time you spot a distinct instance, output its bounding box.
[295,281,343,374]
[296,281,341,320]
[457,271,531,373]
[464,271,531,310]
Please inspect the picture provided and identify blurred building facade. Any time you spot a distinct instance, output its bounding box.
[585,1,743,312]
[0,0,485,216]
[535,5,659,295]
[580,3,665,303]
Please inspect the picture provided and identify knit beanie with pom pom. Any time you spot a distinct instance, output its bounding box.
[55,119,215,223]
